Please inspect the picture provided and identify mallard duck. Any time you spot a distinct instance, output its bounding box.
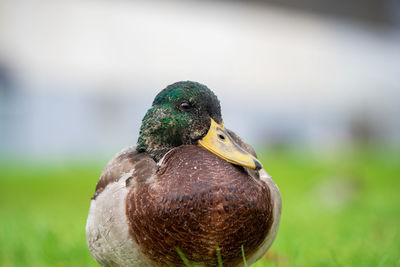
[86,81,281,267]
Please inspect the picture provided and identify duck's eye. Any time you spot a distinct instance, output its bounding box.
[179,102,192,111]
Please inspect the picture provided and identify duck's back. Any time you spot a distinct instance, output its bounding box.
[86,146,158,266]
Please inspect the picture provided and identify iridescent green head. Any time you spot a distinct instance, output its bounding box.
[137,81,222,161]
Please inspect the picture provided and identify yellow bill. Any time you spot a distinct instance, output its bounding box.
[198,118,263,170]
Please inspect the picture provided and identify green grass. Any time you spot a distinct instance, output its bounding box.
[0,147,399,266]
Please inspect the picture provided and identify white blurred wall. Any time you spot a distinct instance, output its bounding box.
[0,0,399,158]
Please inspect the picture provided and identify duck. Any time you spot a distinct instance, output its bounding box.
[86,81,281,267]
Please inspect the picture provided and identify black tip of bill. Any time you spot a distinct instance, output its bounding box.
[253,159,262,171]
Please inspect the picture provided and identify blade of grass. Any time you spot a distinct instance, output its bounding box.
[176,247,192,267]
[330,249,341,267]
[241,245,248,267]
[216,245,223,267]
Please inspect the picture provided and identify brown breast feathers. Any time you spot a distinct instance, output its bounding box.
[126,145,274,267]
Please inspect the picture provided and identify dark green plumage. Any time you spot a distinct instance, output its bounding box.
[137,81,222,161]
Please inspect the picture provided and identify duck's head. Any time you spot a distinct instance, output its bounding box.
[137,81,262,170]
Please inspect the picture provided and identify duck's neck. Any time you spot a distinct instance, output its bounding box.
[136,107,187,162]
[136,138,174,162]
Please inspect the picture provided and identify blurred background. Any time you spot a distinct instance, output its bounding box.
[0,0,399,266]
